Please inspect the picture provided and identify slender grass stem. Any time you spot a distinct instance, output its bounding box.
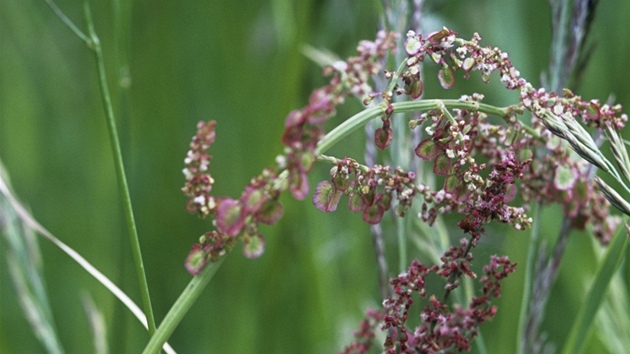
[112,0,133,350]
[43,0,89,43]
[142,258,226,354]
[315,99,518,156]
[548,0,572,93]
[384,60,409,97]
[82,0,157,336]
[396,216,407,273]
[516,202,541,354]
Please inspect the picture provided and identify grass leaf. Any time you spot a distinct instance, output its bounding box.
[560,221,629,354]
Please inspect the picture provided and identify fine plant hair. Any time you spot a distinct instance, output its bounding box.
[2,1,629,354]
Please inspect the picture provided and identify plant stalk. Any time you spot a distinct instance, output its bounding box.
[82,0,157,336]
[142,258,225,354]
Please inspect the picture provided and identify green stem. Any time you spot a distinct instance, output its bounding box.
[82,1,157,336]
[44,0,89,43]
[315,99,517,156]
[384,60,409,98]
[142,258,226,354]
[516,202,542,354]
[396,216,407,272]
[112,0,133,350]
[549,0,571,93]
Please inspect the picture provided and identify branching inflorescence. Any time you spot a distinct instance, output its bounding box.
[181,27,627,352]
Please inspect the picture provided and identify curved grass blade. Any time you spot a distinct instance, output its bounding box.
[2,199,65,354]
[0,172,176,354]
[560,221,629,354]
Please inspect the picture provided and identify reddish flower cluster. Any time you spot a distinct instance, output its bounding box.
[458,34,625,242]
[316,103,534,238]
[281,31,399,200]
[518,111,622,242]
[181,121,286,274]
[457,150,531,238]
[335,28,623,351]
[182,32,399,273]
[185,231,236,274]
[310,30,538,238]
[411,100,533,233]
[182,121,218,218]
[339,308,385,354]
[397,28,623,243]
[343,236,516,354]
[314,157,419,224]
[342,253,516,353]
[521,87,627,130]
[339,234,516,353]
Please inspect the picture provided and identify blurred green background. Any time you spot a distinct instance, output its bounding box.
[1,0,630,353]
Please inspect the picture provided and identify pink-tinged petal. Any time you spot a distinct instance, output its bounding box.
[574,179,589,203]
[348,192,365,212]
[308,89,332,122]
[462,57,476,72]
[289,171,309,200]
[405,79,423,99]
[216,198,245,236]
[362,188,375,206]
[433,153,452,176]
[313,181,342,212]
[554,165,577,191]
[332,172,349,191]
[405,36,421,55]
[380,193,393,211]
[429,52,442,64]
[240,186,266,214]
[545,135,562,151]
[504,184,517,202]
[583,101,600,121]
[281,125,303,147]
[362,202,384,224]
[284,110,305,128]
[243,233,265,258]
[185,244,208,275]
[427,28,452,45]
[395,202,409,217]
[444,175,461,196]
[438,66,455,89]
[298,151,316,173]
[256,199,284,225]
[415,139,439,160]
[375,126,392,151]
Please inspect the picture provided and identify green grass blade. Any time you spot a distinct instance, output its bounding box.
[81,0,157,336]
[80,293,109,354]
[0,171,176,353]
[2,209,65,354]
[560,221,629,354]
